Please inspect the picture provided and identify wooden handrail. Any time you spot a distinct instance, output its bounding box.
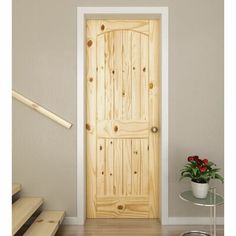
[12,90,72,129]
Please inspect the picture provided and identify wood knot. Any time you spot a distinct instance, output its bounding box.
[86,123,91,131]
[101,24,105,31]
[87,40,93,47]
[36,219,43,223]
[48,220,56,223]
[149,82,154,89]
[112,70,115,74]
[117,205,124,210]
[89,77,93,82]
[110,173,112,176]
[102,171,104,175]
[143,67,146,72]
[114,125,118,132]
[134,171,137,174]
[99,145,102,150]
[133,66,135,70]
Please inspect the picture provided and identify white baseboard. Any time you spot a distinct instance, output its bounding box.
[167,217,224,225]
[63,217,82,225]
[63,217,224,225]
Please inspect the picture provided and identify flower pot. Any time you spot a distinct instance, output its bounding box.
[191,181,209,199]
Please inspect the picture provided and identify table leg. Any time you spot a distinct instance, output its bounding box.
[210,187,217,236]
[210,206,213,235]
[213,188,217,236]
[210,206,217,236]
[213,205,216,236]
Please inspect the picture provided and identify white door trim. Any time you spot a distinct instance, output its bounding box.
[76,7,169,225]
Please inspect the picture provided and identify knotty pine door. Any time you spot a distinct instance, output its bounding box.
[86,20,160,218]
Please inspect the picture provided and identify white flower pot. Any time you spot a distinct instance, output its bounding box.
[191,181,209,199]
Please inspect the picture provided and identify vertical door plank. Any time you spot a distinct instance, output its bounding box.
[97,34,105,120]
[140,34,149,121]
[122,31,132,120]
[131,32,141,119]
[131,139,141,195]
[105,32,114,120]
[148,20,160,218]
[113,139,123,195]
[123,139,132,195]
[86,20,97,218]
[97,139,105,196]
[105,139,114,195]
[140,139,149,195]
[113,31,123,120]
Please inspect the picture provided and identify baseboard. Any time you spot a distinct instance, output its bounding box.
[63,216,224,225]
[63,217,81,225]
[167,217,224,225]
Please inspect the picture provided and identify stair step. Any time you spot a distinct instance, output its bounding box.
[12,197,43,235]
[12,183,21,196]
[23,211,65,236]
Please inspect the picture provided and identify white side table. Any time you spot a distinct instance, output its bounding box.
[179,188,224,236]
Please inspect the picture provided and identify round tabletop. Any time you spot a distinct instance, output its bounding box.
[179,190,224,207]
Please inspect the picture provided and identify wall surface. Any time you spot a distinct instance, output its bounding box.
[13,0,224,218]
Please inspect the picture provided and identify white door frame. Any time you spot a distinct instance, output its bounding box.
[76,7,169,225]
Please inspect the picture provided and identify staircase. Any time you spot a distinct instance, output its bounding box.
[12,183,65,236]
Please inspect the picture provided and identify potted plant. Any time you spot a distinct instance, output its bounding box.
[180,156,224,199]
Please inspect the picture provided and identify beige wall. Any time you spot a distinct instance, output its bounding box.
[13,0,224,218]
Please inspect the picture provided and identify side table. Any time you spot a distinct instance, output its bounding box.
[179,188,224,236]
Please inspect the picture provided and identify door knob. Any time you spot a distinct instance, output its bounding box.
[151,127,158,133]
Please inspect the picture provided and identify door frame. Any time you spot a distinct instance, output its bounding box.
[77,7,169,225]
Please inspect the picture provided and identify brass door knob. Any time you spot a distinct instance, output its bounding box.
[151,127,158,133]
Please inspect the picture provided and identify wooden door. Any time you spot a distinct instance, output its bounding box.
[86,19,160,218]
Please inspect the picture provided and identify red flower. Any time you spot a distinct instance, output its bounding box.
[188,155,199,162]
[197,159,203,165]
[199,166,207,173]
[202,159,208,165]
[187,156,194,162]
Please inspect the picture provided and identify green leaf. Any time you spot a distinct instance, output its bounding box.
[186,163,193,167]
[179,173,192,181]
[191,162,197,167]
[192,167,198,176]
[215,174,224,183]
[181,169,192,175]
[210,172,216,179]
[207,161,215,167]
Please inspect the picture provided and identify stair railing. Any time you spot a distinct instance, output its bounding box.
[12,90,72,129]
